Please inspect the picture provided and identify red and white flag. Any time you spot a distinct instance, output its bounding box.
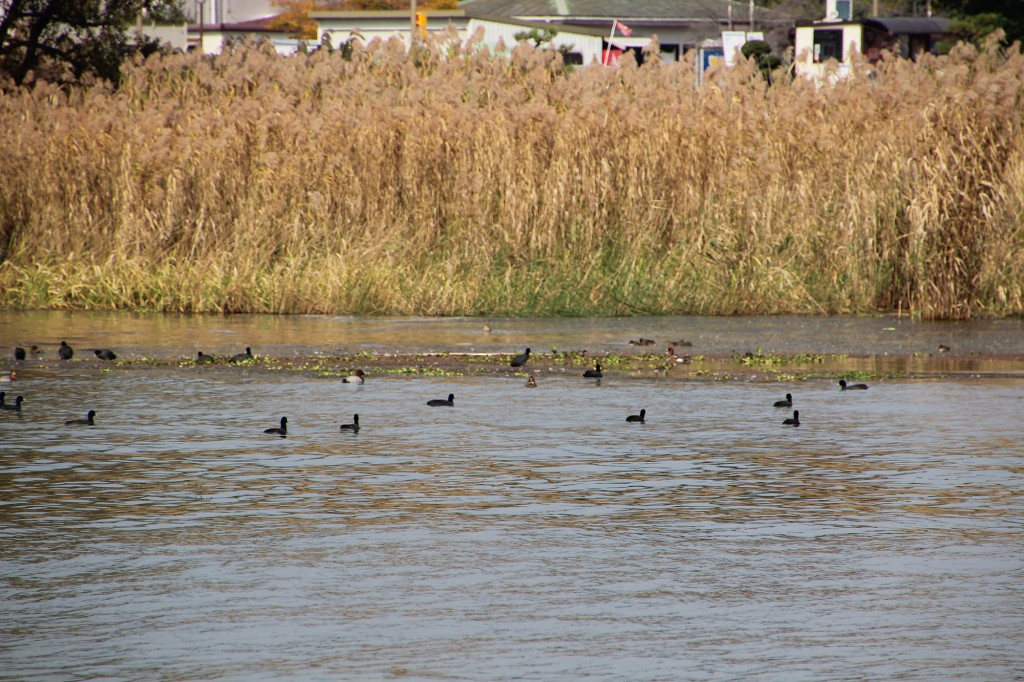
[614,20,632,36]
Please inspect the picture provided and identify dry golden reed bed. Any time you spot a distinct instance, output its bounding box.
[1,33,1022,319]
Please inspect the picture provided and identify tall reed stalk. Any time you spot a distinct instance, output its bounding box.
[1,33,1022,318]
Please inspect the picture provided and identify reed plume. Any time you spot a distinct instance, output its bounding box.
[0,33,1021,319]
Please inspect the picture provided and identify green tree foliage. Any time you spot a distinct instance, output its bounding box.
[937,12,1009,51]
[935,0,1023,46]
[0,0,182,87]
[742,39,782,81]
[145,0,187,23]
[513,27,559,47]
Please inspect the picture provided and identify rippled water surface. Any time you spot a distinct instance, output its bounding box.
[1,313,1022,681]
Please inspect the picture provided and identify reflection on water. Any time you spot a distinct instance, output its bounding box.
[1,309,1022,360]
[1,313,1023,680]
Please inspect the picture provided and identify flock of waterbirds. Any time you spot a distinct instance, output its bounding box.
[3,340,871,436]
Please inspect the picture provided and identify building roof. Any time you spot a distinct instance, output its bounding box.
[458,0,751,22]
[311,10,467,20]
[188,15,283,32]
[468,14,604,36]
[795,16,952,34]
[864,17,951,34]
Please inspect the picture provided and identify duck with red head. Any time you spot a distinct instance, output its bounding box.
[342,370,365,384]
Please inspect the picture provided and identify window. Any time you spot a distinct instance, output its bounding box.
[813,29,844,62]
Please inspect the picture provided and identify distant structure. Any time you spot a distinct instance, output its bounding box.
[189,15,303,54]
[794,0,950,79]
[187,0,276,25]
[315,0,791,65]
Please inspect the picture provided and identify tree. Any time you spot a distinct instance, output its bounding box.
[144,0,188,23]
[270,0,325,39]
[513,27,558,48]
[934,0,1023,46]
[742,39,782,81]
[0,0,181,87]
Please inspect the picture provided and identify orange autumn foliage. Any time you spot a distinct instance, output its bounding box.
[271,0,458,39]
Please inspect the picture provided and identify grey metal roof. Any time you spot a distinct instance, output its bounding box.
[469,14,612,36]
[864,17,951,34]
[458,0,750,21]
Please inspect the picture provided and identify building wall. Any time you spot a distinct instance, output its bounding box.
[197,30,300,54]
[465,19,604,63]
[316,15,470,50]
[141,23,189,51]
[794,23,862,79]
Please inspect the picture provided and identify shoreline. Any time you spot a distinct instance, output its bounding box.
[9,350,1024,383]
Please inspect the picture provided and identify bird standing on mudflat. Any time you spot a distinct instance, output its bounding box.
[510,348,531,367]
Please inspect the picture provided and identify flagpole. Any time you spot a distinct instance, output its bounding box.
[604,20,617,66]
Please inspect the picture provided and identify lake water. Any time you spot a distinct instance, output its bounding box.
[1,312,1022,681]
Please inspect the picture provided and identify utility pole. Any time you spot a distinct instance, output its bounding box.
[410,0,417,47]
[198,0,206,52]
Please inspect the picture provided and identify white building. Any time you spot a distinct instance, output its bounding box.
[189,15,303,54]
[185,0,276,25]
[312,10,471,49]
[465,15,651,65]
[793,0,950,79]
[793,15,950,79]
